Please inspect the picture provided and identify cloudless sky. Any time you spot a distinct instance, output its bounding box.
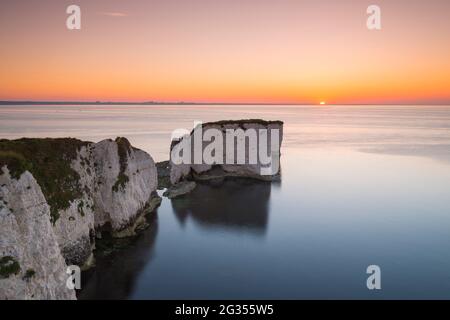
[0,0,449,104]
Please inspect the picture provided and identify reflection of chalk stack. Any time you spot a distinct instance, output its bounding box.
[171,179,272,236]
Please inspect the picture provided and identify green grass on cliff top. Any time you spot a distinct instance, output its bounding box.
[0,138,89,224]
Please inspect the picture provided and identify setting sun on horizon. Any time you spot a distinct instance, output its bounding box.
[0,0,449,104]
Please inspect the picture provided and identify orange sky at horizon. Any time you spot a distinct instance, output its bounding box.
[0,0,449,104]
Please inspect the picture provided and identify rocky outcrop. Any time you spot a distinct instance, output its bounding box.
[156,160,171,189]
[163,181,197,199]
[0,170,75,300]
[168,120,283,186]
[0,137,160,299]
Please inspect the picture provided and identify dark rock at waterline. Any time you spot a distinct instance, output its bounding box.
[156,160,171,189]
[163,181,197,199]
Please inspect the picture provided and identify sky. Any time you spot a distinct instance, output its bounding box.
[0,0,449,104]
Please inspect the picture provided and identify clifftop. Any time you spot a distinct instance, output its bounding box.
[0,138,90,224]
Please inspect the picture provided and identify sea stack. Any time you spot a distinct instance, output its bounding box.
[169,119,283,185]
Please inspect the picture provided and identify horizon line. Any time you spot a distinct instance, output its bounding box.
[1,100,450,106]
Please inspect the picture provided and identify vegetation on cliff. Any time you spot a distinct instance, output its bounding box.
[112,137,131,192]
[0,138,89,224]
[156,160,171,189]
[0,256,21,279]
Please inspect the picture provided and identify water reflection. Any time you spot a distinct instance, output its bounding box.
[78,214,158,300]
[359,144,450,164]
[171,179,272,235]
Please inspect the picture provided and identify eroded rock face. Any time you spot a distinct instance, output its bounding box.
[91,139,158,235]
[169,120,283,185]
[0,137,160,299]
[50,138,160,267]
[0,170,76,300]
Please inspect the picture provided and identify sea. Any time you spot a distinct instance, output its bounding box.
[1,104,450,299]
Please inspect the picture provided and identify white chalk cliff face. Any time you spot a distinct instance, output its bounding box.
[169,120,283,184]
[0,170,75,300]
[91,140,159,236]
[0,138,160,299]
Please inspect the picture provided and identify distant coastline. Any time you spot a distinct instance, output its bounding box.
[0,101,297,106]
[1,101,449,106]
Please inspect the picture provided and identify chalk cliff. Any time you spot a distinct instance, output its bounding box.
[0,137,160,299]
[0,171,75,300]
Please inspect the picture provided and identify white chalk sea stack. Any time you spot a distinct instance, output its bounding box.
[169,120,283,185]
[0,137,160,299]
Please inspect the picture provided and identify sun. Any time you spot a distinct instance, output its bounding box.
[319,101,326,105]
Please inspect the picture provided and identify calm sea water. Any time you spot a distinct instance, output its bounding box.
[1,104,450,299]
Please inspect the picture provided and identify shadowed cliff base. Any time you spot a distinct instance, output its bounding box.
[77,213,159,300]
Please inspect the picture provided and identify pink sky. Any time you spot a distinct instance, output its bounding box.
[0,0,449,104]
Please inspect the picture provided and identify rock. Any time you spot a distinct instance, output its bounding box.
[192,165,278,182]
[0,137,161,299]
[163,181,197,199]
[0,169,76,300]
[169,119,283,184]
[109,191,162,238]
[156,160,171,189]
[89,138,159,236]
